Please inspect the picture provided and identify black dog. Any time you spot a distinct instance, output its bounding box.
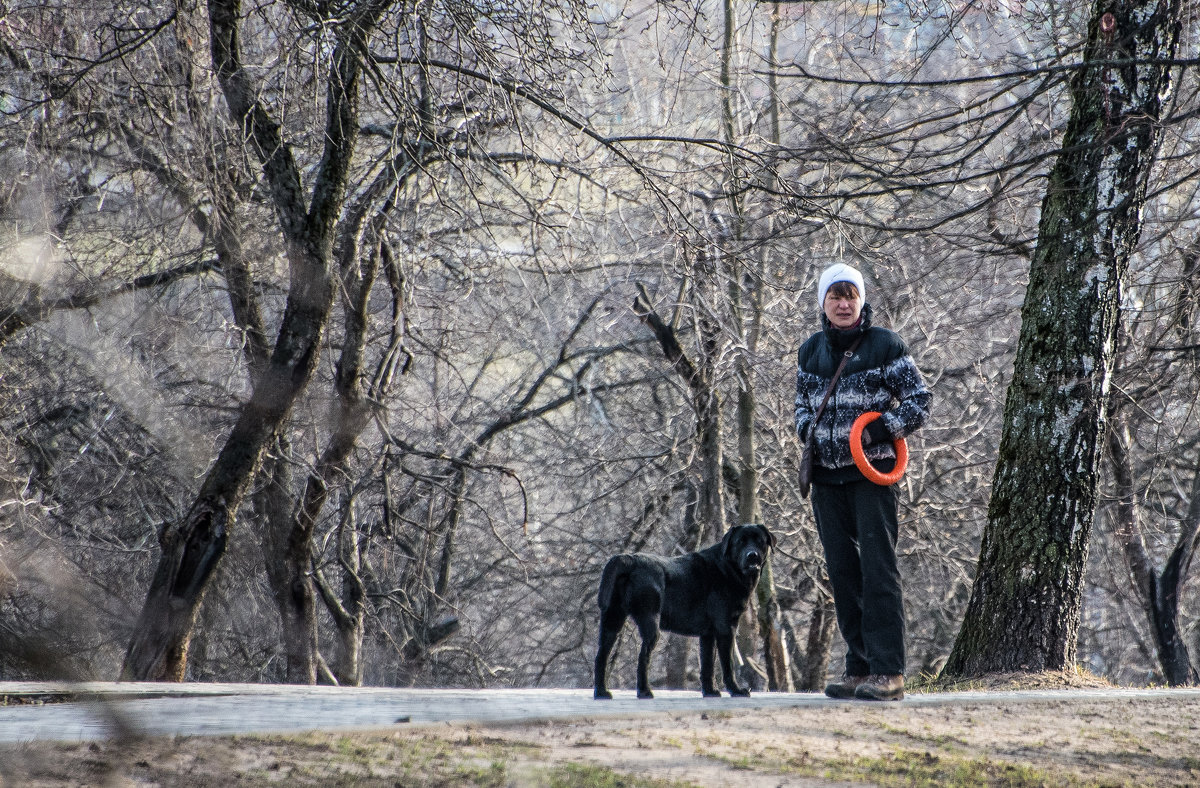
[593,523,775,699]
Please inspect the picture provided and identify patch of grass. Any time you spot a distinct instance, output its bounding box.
[708,747,812,779]
[865,717,970,750]
[699,710,734,721]
[822,748,1110,788]
[449,759,509,787]
[914,666,1115,694]
[905,671,957,692]
[714,744,1113,788]
[333,735,384,762]
[543,762,696,787]
[221,732,542,786]
[709,753,758,771]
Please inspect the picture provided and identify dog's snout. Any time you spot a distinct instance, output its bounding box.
[745,549,762,567]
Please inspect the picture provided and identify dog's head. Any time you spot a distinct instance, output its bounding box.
[722,523,775,577]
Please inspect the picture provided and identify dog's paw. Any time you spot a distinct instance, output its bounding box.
[637,689,655,699]
[729,688,751,697]
[702,688,722,698]
[594,689,613,700]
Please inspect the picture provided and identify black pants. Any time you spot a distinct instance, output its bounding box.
[812,479,905,676]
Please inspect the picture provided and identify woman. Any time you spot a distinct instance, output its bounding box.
[794,263,931,701]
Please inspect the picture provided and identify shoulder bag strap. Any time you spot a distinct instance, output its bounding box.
[806,335,864,441]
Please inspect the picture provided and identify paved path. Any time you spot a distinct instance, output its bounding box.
[4,682,1200,743]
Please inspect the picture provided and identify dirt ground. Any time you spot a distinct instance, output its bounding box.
[4,672,1200,787]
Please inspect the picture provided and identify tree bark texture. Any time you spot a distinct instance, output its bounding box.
[943,0,1182,679]
[121,0,383,681]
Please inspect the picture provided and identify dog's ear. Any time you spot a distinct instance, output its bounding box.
[721,526,739,560]
[756,523,775,550]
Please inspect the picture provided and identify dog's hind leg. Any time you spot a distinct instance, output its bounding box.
[699,635,720,697]
[632,612,659,699]
[593,610,624,700]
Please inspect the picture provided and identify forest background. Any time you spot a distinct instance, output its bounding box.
[1,0,1198,693]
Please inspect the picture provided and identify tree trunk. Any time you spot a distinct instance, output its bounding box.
[333,501,367,686]
[313,535,366,686]
[943,0,1183,679]
[120,292,335,682]
[755,558,791,691]
[260,444,320,684]
[266,233,391,684]
[120,0,379,681]
[1154,471,1200,685]
[1108,421,1200,685]
[694,287,727,545]
[783,587,836,692]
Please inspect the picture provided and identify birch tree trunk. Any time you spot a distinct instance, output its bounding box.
[943,0,1183,678]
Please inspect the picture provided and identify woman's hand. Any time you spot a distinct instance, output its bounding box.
[860,419,890,447]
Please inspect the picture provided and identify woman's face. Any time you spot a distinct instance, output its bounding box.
[823,289,862,329]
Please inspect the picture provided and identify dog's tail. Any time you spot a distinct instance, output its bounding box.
[597,554,633,610]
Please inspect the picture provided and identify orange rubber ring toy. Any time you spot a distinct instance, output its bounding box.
[850,411,907,486]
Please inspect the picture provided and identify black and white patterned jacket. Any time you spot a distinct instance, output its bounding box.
[795,305,931,483]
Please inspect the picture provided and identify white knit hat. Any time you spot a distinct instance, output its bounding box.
[817,263,865,308]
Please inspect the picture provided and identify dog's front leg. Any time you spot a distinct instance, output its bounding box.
[716,631,750,697]
[699,635,720,697]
